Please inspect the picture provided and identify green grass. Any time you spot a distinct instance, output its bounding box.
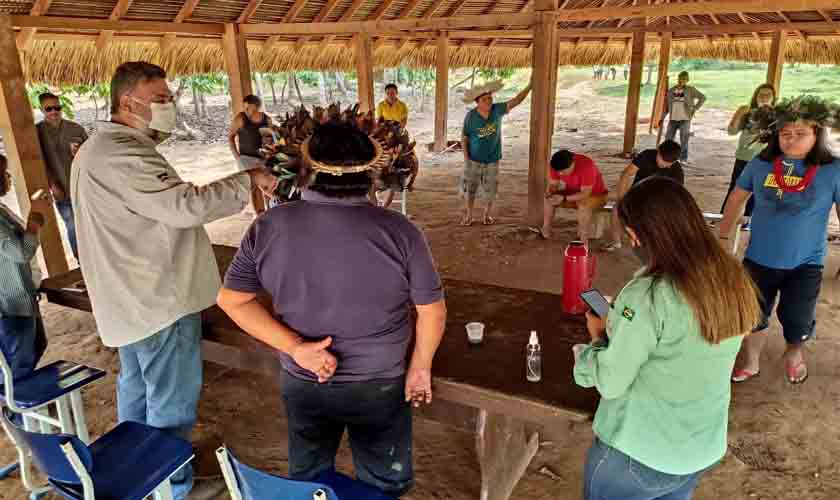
[590,64,840,112]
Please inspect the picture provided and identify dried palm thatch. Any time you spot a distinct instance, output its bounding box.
[21,36,840,86]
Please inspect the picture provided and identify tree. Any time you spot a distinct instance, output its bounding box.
[184,74,223,118]
[263,73,285,105]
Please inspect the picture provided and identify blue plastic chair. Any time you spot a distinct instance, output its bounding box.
[216,446,397,500]
[1,408,194,500]
[0,350,105,497]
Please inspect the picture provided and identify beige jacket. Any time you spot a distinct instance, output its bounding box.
[71,122,252,347]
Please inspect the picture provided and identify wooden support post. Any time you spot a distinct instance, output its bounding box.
[476,409,540,500]
[767,30,787,92]
[527,1,559,227]
[650,31,671,136]
[222,23,254,116]
[222,23,264,214]
[433,33,449,152]
[622,31,646,155]
[0,17,68,276]
[354,32,375,113]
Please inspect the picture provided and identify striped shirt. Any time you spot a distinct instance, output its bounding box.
[0,204,40,317]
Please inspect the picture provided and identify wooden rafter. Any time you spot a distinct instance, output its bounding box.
[295,0,342,49]
[491,0,533,48]
[264,0,309,50]
[16,0,52,50]
[237,0,265,23]
[369,0,400,49]
[412,0,469,51]
[776,11,805,39]
[736,12,761,40]
[96,0,135,50]
[161,0,201,51]
[817,10,840,34]
[392,0,429,53]
[322,0,368,45]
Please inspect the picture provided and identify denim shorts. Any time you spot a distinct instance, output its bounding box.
[460,160,500,201]
[744,259,823,344]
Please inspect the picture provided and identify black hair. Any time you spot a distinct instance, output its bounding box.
[759,124,836,166]
[749,83,777,110]
[38,93,59,105]
[678,71,689,79]
[550,150,574,171]
[110,61,167,114]
[657,140,682,163]
[384,83,398,92]
[244,94,262,106]
[306,121,376,198]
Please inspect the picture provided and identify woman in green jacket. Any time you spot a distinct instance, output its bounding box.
[574,177,761,500]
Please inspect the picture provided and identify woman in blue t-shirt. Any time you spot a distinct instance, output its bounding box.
[718,96,840,385]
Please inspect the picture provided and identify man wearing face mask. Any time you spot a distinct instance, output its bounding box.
[71,62,278,500]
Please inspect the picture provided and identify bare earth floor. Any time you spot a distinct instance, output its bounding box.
[2,81,840,500]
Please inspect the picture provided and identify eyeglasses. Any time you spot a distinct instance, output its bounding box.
[44,106,62,112]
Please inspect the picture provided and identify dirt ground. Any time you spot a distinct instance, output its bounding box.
[3,81,840,500]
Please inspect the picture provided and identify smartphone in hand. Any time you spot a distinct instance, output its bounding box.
[580,289,612,318]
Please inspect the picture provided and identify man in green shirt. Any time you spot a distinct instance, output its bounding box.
[459,80,531,226]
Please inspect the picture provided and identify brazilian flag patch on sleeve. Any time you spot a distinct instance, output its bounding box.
[622,307,636,321]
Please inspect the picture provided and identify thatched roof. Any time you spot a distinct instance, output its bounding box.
[5,0,840,84]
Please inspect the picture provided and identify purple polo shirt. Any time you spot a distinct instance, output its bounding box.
[224,189,443,382]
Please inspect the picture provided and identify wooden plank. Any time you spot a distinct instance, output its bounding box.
[354,32,375,113]
[817,9,840,34]
[223,23,254,116]
[0,17,69,277]
[433,33,449,153]
[16,0,52,51]
[527,9,558,227]
[767,30,787,92]
[237,0,265,23]
[321,0,368,46]
[263,0,309,51]
[295,0,342,50]
[160,0,201,51]
[476,410,540,500]
[622,31,646,154]
[96,0,135,50]
[650,31,670,135]
[11,15,225,35]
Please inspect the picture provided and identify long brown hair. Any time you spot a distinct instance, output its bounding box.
[617,177,760,344]
[749,83,776,109]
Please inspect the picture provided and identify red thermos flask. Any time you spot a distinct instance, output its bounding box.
[562,241,597,315]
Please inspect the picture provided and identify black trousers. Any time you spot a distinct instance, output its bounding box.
[281,372,413,496]
[721,159,755,217]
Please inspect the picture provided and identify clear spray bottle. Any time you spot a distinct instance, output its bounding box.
[526,331,542,382]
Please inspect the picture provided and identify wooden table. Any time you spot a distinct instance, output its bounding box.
[41,244,599,500]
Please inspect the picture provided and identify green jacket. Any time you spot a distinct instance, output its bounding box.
[574,273,742,475]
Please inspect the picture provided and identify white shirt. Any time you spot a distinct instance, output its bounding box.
[70,122,252,347]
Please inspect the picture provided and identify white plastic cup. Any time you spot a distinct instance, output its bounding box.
[466,322,485,344]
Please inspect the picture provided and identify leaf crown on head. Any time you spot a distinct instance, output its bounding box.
[748,95,840,144]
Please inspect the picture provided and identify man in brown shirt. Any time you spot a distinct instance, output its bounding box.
[36,92,87,259]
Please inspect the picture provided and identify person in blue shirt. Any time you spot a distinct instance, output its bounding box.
[719,96,840,385]
[459,79,531,226]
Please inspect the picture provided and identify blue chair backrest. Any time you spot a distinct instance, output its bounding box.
[228,451,338,500]
[1,407,92,484]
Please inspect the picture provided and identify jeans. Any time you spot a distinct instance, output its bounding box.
[584,439,709,500]
[281,373,413,496]
[744,259,823,345]
[664,120,691,161]
[721,159,754,217]
[0,314,47,381]
[117,313,202,500]
[55,199,78,260]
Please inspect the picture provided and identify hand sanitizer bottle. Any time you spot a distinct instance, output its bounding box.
[526,331,542,382]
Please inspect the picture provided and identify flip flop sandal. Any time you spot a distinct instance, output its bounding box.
[731,368,760,383]
[460,218,475,227]
[483,216,496,225]
[785,360,808,385]
[528,227,548,240]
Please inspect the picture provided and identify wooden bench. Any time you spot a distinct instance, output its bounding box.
[41,244,599,500]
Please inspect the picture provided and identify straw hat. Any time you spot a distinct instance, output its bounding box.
[462,80,504,104]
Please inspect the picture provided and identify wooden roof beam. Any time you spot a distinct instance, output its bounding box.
[490,0,534,48]
[96,0,135,50]
[392,0,435,54]
[736,12,762,40]
[369,0,400,49]
[16,0,52,51]
[160,0,201,51]
[817,10,840,34]
[12,15,225,35]
[237,0,266,23]
[776,11,805,39]
[264,0,309,52]
[322,0,368,45]
[295,0,342,49]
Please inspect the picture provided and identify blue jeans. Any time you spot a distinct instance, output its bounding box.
[0,314,47,381]
[583,439,710,500]
[665,120,691,161]
[117,313,202,500]
[55,199,78,259]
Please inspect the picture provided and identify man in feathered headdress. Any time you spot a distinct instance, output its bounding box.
[218,104,447,496]
[460,78,532,226]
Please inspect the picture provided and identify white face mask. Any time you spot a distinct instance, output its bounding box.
[130,97,177,134]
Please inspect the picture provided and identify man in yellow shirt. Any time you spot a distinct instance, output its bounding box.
[376,84,408,127]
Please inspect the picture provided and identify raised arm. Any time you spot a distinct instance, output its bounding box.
[728,105,750,135]
[506,82,533,113]
[616,162,641,200]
